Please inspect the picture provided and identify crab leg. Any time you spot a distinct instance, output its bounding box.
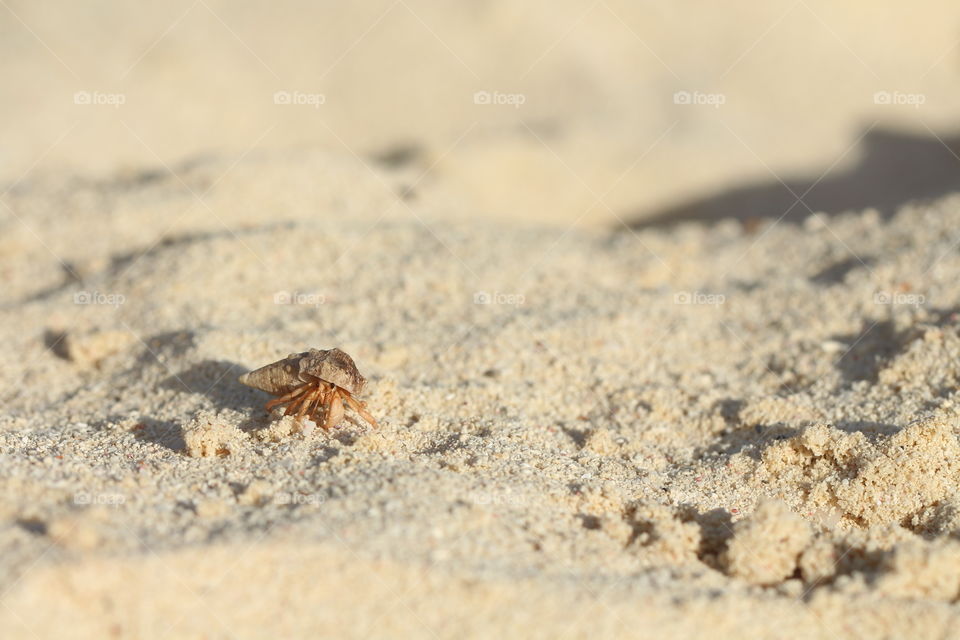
[297,384,325,421]
[323,389,345,429]
[282,395,303,416]
[341,391,378,428]
[265,383,309,411]
[302,384,327,423]
[283,385,315,416]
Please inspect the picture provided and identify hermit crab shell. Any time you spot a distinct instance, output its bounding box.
[238,348,367,396]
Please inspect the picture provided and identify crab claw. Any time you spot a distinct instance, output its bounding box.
[323,392,345,429]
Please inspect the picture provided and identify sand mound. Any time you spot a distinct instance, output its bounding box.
[759,417,960,529]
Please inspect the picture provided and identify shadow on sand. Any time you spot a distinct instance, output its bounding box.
[626,127,960,229]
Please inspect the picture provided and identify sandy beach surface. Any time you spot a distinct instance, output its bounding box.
[4,2,960,638]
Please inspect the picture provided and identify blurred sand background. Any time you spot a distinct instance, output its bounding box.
[4,1,960,638]
[4,0,960,225]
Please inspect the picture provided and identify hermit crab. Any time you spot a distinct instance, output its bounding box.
[238,348,377,429]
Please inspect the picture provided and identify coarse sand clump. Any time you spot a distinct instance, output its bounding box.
[758,416,960,528]
[183,411,249,458]
[722,499,812,585]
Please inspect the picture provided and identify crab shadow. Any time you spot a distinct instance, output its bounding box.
[159,359,274,434]
[160,359,254,406]
[134,416,187,452]
[87,413,187,453]
[626,127,960,229]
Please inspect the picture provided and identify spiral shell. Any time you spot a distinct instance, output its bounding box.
[238,348,367,395]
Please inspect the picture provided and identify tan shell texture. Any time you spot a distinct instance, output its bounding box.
[299,348,366,394]
[238,348,366,396]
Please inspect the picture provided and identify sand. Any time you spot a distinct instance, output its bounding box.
[4,2,960,638]
[4,151,960,637]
